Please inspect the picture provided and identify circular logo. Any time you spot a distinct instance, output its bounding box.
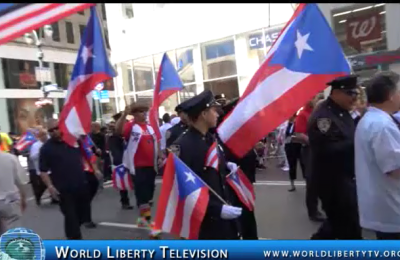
[0,227,44,260]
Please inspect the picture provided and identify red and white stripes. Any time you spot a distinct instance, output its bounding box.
[0,4,94,46]
[205,142,219,171]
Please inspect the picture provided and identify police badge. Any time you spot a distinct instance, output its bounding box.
[0,228,44,260]
[170,145,180,157]
[317,118,331,133]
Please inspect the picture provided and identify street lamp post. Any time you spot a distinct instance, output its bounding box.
[24,25,54,99]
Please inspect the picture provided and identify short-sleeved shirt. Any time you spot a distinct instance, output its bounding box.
[123,121,155,168]
[355,107,400,232]
[39,138,86,191]
[294,106,313,134]
[0,152,26,201]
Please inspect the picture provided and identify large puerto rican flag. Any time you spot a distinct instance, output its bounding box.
[0,4,94,46]
[217,4,351,158]
[59,6,116,146]
[149,53,184,140]
[154,153,209,239]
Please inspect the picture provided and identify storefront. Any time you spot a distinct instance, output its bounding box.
[113,23,286,115]
[0,57,117,134]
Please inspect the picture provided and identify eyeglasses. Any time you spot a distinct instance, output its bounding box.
[48,126,59,133]
[343,90,360,97]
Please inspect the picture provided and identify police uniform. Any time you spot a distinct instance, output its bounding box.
[216,98,259,240]
[308,75,362,239]
[165,104,188,148]
[171,90,240,240]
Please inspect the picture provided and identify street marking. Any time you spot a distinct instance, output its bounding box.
[255,181,305,186]
[99,222,271,240]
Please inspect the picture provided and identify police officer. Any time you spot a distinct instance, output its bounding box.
[215,93,228,106]
[217,98,259,240]
[165,104,189,148]
[308,75,362,239]
[171,90,242,240]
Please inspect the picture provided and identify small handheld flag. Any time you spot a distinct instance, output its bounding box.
[112,165,133,191]
[154,153,209,239]
[15,131,36,152]
[226,169,255,211]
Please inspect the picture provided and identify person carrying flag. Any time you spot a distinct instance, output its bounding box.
[118,103,162,227]
[170,90,242,239]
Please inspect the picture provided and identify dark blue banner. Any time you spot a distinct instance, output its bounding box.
[37,240,400,260]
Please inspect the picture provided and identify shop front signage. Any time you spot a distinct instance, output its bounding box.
[346,12,382,51]
[248,27,283,50]
[347,50,400,70]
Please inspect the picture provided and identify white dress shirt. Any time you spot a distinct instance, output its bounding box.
[30,140,44,175]
[355,107,400,232]
[159,123,172,150]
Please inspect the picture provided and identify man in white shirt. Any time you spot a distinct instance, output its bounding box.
[29,127,49,205]
[159,113,172,153]
[355,71,400,239]
[0,137,27,235]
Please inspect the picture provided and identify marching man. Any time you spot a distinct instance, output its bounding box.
[116,103,162,227]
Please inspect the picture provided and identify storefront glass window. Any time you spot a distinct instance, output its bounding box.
[54,62,74,89]
[2,59,51,89]
[179,84,197,103]
[201,37,237,80]
[176,47,195,84]
[133,56,154,92]
[332,4,387,56]
[120,61,134,94]
[204,77,240,100]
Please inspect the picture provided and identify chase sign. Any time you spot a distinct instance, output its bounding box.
[248,26,283,50]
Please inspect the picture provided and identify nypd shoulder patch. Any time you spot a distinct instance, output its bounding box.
[317,118,331,133]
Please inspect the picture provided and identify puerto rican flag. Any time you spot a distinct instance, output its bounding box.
[154,153,209,239]
[59,6,116,147]
[226,169,255,211]
[79,135,96,172]
[149,53,184,140]
[217,4,351,158]
[0,4,94,46]
[205,141,219,171]
[112,164,133,190]
[15,131,36,152]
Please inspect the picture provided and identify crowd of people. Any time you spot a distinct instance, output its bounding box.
[1,70,400,240]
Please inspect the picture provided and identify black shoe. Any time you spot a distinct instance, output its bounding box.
[149,200,154,207]
[84,222,97,228]
[309,212,325,222]
[122,204,134,210]
[288,187,296,192]
[50,199,59,205]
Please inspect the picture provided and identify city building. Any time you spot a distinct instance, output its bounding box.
[0,4,113,134]
[319,3,400,85]
[106,3,400,116]
[105,4,296,115]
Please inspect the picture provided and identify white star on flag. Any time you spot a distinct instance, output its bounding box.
[185,171,196,183]
[294,30,313,59]
[81,45,95,64]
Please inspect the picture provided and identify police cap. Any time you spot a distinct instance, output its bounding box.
[182,90,220,117]
[175,98,191,113]
[327,75,359,91]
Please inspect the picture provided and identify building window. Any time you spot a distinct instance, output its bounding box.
[78,10,85,15]
[54,63,74,89]
[52,22,60,42]
[79,25,85,39]
[176,47,195,84]
[204,78,240,100]
[133,56,154,92]
[101,4,107,21]
[332,4,387,56]
[104,28,110,49]
[201,37,237,80]
[65,21,74,44]
[34,28,44,39]
[122,4,134,19]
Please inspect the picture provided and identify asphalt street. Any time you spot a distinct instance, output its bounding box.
[20,159,374,240]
